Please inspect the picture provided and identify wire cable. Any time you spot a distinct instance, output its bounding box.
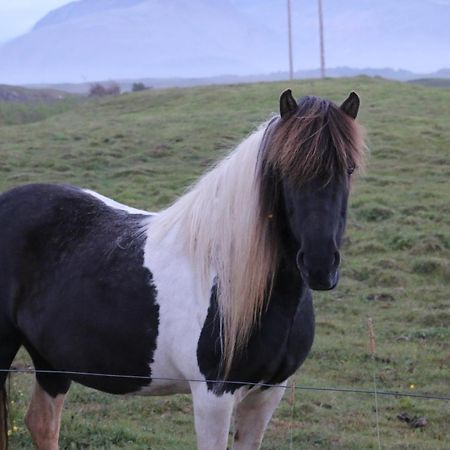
[1,368,448,401]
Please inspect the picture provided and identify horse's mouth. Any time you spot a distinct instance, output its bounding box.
[295,250,340,290]
[299,269,339,291]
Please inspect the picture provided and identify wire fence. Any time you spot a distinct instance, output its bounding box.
[2,317,449,449]
[2,361,449,450]
[1,368,448,401]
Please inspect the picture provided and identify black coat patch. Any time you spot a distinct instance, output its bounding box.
[197,263,315,394]
[0,184,159,395]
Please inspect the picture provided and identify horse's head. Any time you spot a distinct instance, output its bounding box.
[283,166,350,291]
[260,90,364,291]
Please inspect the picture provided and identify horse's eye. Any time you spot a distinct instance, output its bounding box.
[348,166,355,175]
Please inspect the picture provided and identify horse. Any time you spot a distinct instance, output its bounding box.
[0,89,364,450]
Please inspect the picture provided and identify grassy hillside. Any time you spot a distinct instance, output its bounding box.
[407,78,450,88]
[1,77,449,449]
[0,84,81,125]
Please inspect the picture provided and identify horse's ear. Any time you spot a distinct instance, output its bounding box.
[280,89,298,119]
[340,92,360,119]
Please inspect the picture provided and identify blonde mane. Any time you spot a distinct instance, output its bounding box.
[147,124,277,374]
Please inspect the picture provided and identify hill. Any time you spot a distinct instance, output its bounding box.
[0,0,448,84]
[0,0,281,84]
[1,77,449,448]
[0,84,75,102]
[408,78,450,88]
[0,84,81,125]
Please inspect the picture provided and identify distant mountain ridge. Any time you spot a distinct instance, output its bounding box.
[32,0,147,30]
[0,0,448,85]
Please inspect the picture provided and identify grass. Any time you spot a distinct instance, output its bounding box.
[407,78,450,89]
[0,97,82,126]
[0,84,81,126]
[1,77,449,449]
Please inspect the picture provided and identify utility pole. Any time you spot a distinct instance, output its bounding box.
[287,0,294,80]
[318,0,326,78]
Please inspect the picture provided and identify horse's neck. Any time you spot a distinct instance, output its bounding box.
[270,194,307,306]
[271,251,307,306]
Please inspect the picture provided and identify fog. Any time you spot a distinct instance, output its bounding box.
[0,0,448,85]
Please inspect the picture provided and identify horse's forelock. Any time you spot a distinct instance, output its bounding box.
[261,96,366,185]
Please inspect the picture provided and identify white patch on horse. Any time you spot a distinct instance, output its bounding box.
[139,224,213,395]
[145,125,272,374]
[190,382,235,450]
[83,189,155,216]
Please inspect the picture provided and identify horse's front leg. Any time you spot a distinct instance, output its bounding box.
[25,380,68,450]
[232,385,285,450]
[190,382,234,450]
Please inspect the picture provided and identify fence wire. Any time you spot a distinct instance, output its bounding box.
[1,368,448,401]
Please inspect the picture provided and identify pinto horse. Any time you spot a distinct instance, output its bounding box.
[0,90,364,450]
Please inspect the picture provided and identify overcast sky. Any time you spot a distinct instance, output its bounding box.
[2,0,450,46]
[0,0,75,43]
[0,0,448,77]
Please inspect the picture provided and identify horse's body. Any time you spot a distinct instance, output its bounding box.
[0,90,364,450]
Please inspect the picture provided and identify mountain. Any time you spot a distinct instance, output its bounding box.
[0,0,448,84]
[0,0,284,84]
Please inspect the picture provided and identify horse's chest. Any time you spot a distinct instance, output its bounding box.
[197,284,315,393]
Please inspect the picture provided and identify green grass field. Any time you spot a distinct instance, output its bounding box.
[0,84,81,126]
[1,77,449,449]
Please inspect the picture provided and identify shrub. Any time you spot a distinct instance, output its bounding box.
[131,82,150,92]
[89,83,121,97]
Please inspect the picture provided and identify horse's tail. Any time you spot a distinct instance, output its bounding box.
[0,382,8,450]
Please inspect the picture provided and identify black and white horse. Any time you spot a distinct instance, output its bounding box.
[0,90,364,450]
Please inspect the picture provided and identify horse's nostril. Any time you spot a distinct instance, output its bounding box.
[333,251,341,268]
[296,251,305,270]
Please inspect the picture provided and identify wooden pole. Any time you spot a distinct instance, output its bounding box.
[318,0,326,78]
[287,0,294,80]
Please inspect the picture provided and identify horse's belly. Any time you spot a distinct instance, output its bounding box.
[137,377,191,395]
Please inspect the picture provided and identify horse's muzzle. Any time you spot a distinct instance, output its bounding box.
[296,250,340,290]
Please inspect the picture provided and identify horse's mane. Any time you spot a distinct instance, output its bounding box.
[263,96,365,184]
[147,96,365,375]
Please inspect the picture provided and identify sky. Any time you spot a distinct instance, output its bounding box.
[0,0,448,82]
[0,0,75,43]
[1,0,450,48]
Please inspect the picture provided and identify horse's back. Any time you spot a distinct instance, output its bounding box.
[0,184,160,394]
